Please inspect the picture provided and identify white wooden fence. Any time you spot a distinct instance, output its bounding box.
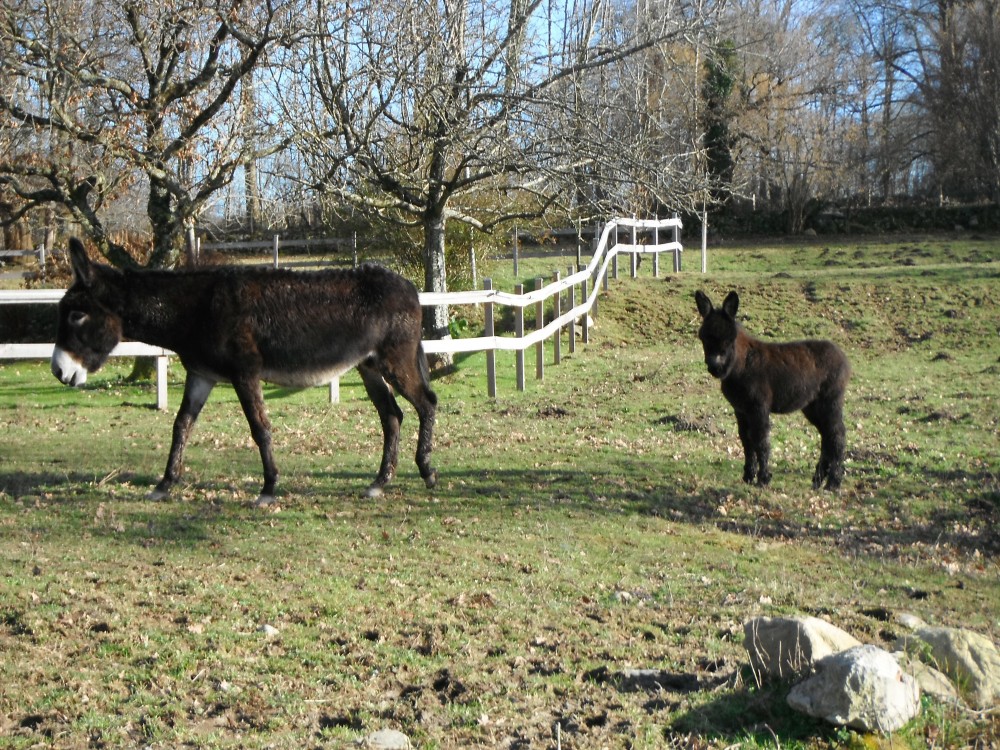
[0,216,682,408]
[0,246,47,280]
[198,234,358,268]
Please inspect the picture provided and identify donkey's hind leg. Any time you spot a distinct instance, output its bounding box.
[151,372,215,500]
[379,344,438,490]
[804,401,846,490]
[232,375,282,506]
[358,360,404,498]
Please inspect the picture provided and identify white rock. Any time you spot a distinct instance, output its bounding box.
[358,728,412,749]
[895,612,927,630]
[744,616,862,678]
[787,645,920,732]
[258,623,280,638]
[894,651,961,705]
[896,624,1000,709]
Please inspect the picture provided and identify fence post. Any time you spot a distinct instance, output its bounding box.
[653,224,660,277]
[630,221,638,278]
[701,209,708,273]
[611,228,619,281]
[553,270,561,366]
[513,226,520,277]
[535,276,544,381]
[576,219,583,267]
[353,232,359,268]
[155,356,169,411]
[469,243,477,292]
[515,283,525,391]
[672,215,682,272]
[568,266,577,354]
[272,234,280,268]
[581,277,590,344]
[484,278,496,398]
[604,222,613,290]
[329,377,340,404]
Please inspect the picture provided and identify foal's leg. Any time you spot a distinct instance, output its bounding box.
[150,372,215,500]
[735,410,759,484]
[803,403,830,489]
[826,413,847,490]
[358,360,404,498]
[803,401,846,490]
[742,407,772,486]
[231,375,280,506]
[755,415,773,486]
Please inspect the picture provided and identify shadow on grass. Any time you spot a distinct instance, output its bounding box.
[585,663,835,748]
[5,454,997,560]
[0,469,215,546]
[664,677,832,747]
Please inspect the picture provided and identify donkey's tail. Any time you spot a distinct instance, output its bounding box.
[417,343,438,405]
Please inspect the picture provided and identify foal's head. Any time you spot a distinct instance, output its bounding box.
[51,239,124,386]
[695,290,742,379]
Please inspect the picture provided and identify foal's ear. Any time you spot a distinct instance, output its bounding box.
[722,291,740,317]
[68,238,95,288]
[694,290,713,318]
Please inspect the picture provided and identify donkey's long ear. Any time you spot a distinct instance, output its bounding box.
[722,291,740,317]
[68,238,95,288]
[694,290,713,318]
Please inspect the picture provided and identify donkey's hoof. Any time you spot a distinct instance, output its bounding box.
[364,485,384,499]
[147,487,170,501]
[424,469,438,490]
[255,494,278,507]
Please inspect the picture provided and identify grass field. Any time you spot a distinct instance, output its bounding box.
[1,234,998,749]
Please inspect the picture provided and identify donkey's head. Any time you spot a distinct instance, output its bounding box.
[695,290,741,379]
[51,239,124,387]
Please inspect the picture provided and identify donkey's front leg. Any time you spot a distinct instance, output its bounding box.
[738,408,772,486]
[358,363,404,498]
[150,373,215,500]
[232,376,280,506]
[754,413,773,486]
[735,410,758,484]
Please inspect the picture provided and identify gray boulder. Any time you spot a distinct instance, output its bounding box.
[787,645,921,733]
[894,651,961,705]
[744,616,862,678]
[357,729,412,750]
[895,618,1000,709]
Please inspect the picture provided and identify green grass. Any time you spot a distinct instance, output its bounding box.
[1,235,998,748]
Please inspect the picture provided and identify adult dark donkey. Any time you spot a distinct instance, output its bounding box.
[51,238,438,504]
[695,290,850,490]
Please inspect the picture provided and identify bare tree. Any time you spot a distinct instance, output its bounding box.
[705,0,859,230]
[282,0,702,348]
[0,0,297,266]
[917,0,1000,202]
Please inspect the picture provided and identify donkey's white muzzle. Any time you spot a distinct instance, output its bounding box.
[51,346,88,386]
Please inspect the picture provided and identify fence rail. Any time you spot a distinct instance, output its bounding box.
[0,216,684,406]
[0,246,47,280]
[199,234,358,268]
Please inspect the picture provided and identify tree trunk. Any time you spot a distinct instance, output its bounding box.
[132,173,182,379]
[422,208,453,370]
[147,176,183,268]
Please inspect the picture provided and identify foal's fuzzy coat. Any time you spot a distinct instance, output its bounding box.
[695,290,850,490]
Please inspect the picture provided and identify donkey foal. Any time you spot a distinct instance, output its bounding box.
[695,290,850,490]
